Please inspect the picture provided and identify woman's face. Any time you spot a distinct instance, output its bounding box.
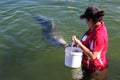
[86,19,94,29]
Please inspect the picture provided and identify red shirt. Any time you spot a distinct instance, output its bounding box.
[81,22,108,71]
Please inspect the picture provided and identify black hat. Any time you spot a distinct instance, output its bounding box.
[80,6,102,19]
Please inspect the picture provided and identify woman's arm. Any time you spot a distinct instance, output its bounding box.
[72,35,99,60]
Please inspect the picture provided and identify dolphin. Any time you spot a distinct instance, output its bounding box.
[32,14,68,47]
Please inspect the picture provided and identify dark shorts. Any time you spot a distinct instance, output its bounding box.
[81,68,107,80]
[72,67,108,80]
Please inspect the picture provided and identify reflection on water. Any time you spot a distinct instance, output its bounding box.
[0,0,120,80]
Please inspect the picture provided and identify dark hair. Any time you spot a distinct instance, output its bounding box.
[92,10,105,23]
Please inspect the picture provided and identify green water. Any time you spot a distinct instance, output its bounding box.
[0,0,120,80]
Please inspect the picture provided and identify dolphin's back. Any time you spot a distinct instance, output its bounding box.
[32,14,67,46]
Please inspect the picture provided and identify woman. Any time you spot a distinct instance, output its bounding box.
[72,6,109,80]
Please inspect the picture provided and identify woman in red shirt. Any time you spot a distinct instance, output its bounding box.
[72,6,109,80]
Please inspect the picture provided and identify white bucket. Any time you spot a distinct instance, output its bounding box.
[65,47,83,68]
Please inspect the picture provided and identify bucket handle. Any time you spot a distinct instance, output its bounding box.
[70,42,75,55]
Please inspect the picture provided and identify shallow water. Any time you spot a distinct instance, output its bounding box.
[0,0,120,80]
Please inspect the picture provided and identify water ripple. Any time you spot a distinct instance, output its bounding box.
[3,35,17,43]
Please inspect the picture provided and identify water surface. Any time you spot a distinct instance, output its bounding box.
[0,0,120,80]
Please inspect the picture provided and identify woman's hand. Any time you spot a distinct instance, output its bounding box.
[72,35,82,46]
[72,35,98,60]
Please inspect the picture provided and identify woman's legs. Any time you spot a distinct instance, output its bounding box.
[82,68,107,80]
[91,69,107,80]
